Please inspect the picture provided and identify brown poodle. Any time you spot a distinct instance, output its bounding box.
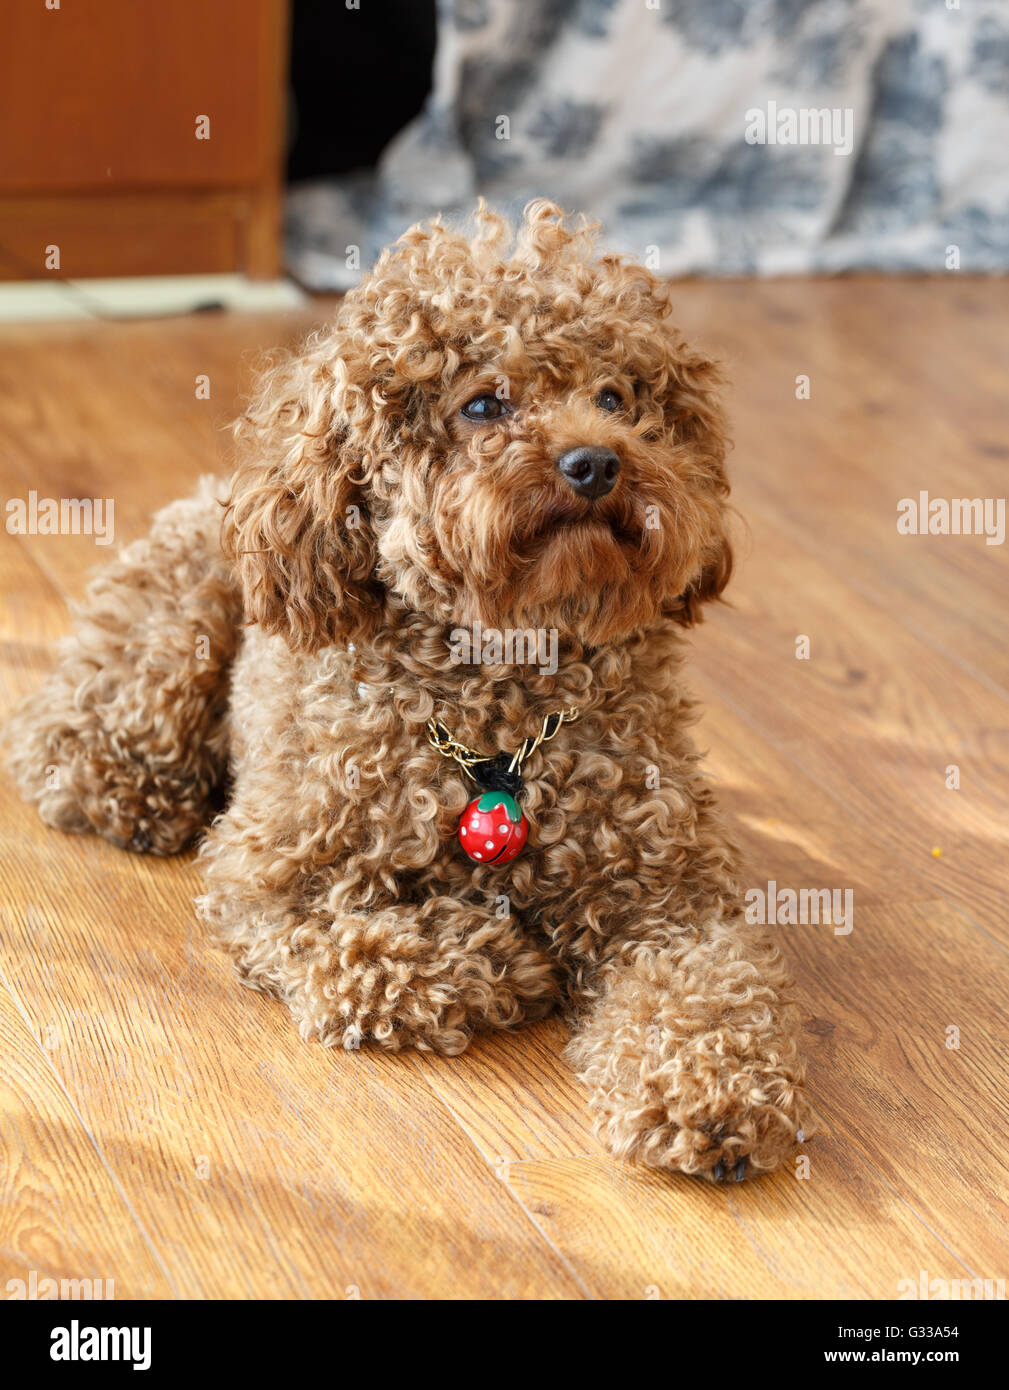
[6,201,811,1180]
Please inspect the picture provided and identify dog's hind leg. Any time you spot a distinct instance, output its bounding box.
[5,477,241,855]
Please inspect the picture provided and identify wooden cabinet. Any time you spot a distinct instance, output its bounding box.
[0,0,289,279]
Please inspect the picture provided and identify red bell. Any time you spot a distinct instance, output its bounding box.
[458,791,528,865]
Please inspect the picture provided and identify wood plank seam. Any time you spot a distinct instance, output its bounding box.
[402,1063,598,1299]
[0,957,181,1297]
[490,1172,596,1301]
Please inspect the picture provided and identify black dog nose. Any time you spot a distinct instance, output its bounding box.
[556,446,620,500]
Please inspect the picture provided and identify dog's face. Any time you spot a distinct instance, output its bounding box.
[225,201,732,652]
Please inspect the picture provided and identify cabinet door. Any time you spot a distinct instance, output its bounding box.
[0,0,285,192]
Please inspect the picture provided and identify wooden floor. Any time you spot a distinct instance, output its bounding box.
[1,278,1006,1300]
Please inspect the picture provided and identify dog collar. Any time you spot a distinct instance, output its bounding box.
[426,709,579,865]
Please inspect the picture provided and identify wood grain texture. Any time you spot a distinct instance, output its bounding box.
[0,1,284,190]
[0,2,290,278]
[0,193,244,282]
[502,1142,971,1301]
[0,984,176,1299]
[0,277,1005,1299]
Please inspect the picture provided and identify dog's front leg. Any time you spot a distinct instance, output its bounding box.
[202,862,558,1055]
[288,896,558,1054]
[566,914,811,1180]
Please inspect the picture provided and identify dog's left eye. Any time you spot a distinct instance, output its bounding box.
[461,394,509,421]
[596,389,622,413]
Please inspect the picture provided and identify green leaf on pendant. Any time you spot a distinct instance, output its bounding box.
[476,792,521,822]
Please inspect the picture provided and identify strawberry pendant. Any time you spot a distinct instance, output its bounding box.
[458,791,528,865]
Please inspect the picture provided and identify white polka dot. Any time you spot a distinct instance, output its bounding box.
[471,819,480,829]
[485,840,494,849]
[460,826,467,836]
[498,825,508,834]
[474,851,482,859]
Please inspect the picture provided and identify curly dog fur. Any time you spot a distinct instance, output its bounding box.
[7,201,811,1179]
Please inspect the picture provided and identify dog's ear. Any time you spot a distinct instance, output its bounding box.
[222,330,383,652]
[661,337,734,628]
[668,533,734,627]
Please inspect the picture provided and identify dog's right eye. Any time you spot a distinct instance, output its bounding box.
[461,394,509,421]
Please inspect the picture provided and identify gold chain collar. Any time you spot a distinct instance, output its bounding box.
[426,707,580,780]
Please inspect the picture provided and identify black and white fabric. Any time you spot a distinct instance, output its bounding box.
[286,0,1009,287]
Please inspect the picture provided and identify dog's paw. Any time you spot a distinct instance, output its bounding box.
[709,1130,806,1183]
[569,1000,812,1180]
[591,1055,810,1181]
